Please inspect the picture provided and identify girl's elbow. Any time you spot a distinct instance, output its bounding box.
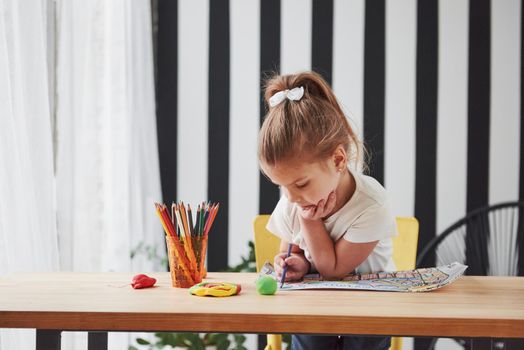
[322,271,348,280]
[316,265,348,279]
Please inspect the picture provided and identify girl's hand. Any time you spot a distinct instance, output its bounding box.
[274,252,310,281]
[299,191,337,221]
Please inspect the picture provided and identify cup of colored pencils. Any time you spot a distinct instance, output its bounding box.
[154,201,219,288]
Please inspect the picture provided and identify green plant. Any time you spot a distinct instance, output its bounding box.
[130,241,168,267]
[223,241,256,273]
[130,333,247,350]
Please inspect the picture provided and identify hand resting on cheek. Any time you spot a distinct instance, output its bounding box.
[298,191,337,221]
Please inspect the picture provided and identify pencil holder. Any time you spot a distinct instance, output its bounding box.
[166,235,199,288]
[155,201,219,288]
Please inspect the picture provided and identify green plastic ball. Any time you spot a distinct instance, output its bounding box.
[256,275,278,295]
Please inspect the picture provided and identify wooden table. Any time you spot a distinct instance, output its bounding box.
[0,272,523,349]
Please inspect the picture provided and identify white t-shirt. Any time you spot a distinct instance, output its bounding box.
[266,168,398,274]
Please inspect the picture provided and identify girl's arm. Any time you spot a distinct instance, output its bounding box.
[273,240,311,281]
[299,217,378,279]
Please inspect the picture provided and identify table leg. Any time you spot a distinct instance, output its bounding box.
[469,338,494,350]
[88,331,108,350]
[495,338,524,350]
[36,330,61,350]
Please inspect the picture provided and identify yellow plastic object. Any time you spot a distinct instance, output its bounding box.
[189,282,241,297]
[253,215,419,350]
[265,334,282,350]
[390,217,419,350]
[253,215,281,272]
[392,217,419,270]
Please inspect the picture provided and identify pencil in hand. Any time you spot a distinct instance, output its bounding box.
[280,243,293,288]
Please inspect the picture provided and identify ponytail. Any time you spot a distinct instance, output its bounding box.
[259,71,364,170]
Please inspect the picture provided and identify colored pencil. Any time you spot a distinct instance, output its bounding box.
[171,202,176,226]
[188,204,194,236]
[194,204,201,235]
[204,203,219,236]
[280,243,293,288]
[198,204,205,236]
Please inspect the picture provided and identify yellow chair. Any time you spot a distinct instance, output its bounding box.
[253,215,419,350]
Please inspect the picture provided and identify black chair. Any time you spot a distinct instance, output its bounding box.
[416,201,524,350]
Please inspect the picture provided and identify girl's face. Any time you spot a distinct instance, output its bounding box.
[261,153,343,211]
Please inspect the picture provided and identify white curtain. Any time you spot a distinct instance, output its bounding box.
[0,0,59,349]
[55,0,163,348]
[0,0,163,348]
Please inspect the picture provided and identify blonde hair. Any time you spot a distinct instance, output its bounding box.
[258,71,364,169]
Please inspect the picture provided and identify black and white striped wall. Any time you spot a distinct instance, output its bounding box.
[155,0,523,277]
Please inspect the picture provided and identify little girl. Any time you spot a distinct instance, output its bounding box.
[259,71,397,350]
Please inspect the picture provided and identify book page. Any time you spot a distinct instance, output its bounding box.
[259,261,467,292]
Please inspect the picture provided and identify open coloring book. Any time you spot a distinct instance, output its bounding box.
[259,261,468,292]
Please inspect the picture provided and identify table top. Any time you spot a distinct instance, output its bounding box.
[0,272,523,338]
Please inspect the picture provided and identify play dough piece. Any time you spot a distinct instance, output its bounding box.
[256,275,277,295]
[131,274,156,289]
[189,282,241,297]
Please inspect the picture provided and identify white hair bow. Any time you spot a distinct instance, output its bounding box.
[268,86,305,107]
